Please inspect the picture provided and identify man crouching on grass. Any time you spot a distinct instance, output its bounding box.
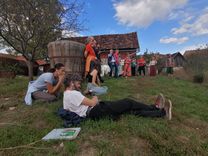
[63,73,172,120]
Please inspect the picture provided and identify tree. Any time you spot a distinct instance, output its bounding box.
[0,0,84,80]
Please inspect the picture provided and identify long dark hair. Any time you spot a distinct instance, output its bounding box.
[48,63,64,73]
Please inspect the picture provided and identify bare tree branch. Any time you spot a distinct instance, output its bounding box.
[0,0,85,80]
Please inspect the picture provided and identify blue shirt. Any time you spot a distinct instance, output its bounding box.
[24,73,56,105]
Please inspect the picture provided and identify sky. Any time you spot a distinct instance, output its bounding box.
[79,0,208,54]
[1,0,207,55]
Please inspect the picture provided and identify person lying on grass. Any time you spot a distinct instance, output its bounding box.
[25,63,65,105]
[63,73,172,120]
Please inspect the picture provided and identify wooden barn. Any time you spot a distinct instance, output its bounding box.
[64,32,140,64]
[15,56,50,75]
[0,53,49,76]
[0,53,18,65]
[171,52,186,67]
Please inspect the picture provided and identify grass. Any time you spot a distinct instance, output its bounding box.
[0,75,208,156]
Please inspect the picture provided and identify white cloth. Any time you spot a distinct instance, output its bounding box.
[101,64,110,77]
[24,81,36,105]
[149,60,157,66]
[24,73,56,105]
[63,90,88,117]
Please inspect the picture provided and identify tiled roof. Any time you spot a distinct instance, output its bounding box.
[15,56,26,61]
[0,54,47,65]
[63,32,140,51]
[171,52,185,59]
[0,53,16,59]
[36,59,48,65]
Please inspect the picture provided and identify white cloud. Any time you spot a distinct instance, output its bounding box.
[171,24,190,34]
[180,43,208,54]
[160,37,189,44]
[62,30,82,37]
[171,9,208,36]
[183,15,194,22]
[0,48,8,54]
[113,0,187,27]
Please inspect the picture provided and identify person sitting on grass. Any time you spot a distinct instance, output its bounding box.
[63,73,172,121]
[25,63,65,105]
[85,59,108,96]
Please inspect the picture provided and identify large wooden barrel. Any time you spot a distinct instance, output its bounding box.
[48,40,85,75]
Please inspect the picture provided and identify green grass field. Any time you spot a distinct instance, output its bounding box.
[0,76,208,156]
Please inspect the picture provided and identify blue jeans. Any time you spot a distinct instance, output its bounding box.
[87,83,108,95]
[109,62,118,77]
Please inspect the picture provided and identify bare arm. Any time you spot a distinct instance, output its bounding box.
[47,75,64,94]
[82,96,98,107]
[84,50,88,58]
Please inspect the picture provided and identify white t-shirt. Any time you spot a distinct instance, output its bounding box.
[149,60,157,66]
[63,90,88,117]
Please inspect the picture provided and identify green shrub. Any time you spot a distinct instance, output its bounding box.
[193,73,204,83]
[0,63,22,73]
[184,53,208,83]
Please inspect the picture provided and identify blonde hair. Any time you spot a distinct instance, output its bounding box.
[86,36,94,44]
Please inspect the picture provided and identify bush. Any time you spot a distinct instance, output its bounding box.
[193,73,204,83]
[0,63,22,73]
[184,53,208,83]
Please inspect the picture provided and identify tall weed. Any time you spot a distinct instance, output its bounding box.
[184,54,208,83]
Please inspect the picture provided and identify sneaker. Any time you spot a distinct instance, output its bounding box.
[155,93,165,109]
[164,99,172,120]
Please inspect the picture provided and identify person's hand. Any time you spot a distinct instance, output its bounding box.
[58,74,65,82]
[92,96,99,104]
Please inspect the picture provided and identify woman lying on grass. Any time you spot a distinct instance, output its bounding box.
[63,73,172,120]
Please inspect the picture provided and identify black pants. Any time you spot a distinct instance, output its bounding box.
[88,98,165,120]
[138,66,145,75]
[131,66,136,76]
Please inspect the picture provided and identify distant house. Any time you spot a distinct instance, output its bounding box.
[16,56,50,75]
[0,53,17,65]
[171,52,186,67]
[0,54,49,75]
[64,32,140,64]
[36,59,50,73]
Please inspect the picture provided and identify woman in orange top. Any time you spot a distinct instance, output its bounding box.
[84,37,96,78]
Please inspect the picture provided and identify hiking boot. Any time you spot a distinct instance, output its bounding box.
[164,99,172,120]
[155,93,165,109]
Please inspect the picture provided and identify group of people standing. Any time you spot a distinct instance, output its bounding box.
[107,50,175,78]
[107,52,159,78]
